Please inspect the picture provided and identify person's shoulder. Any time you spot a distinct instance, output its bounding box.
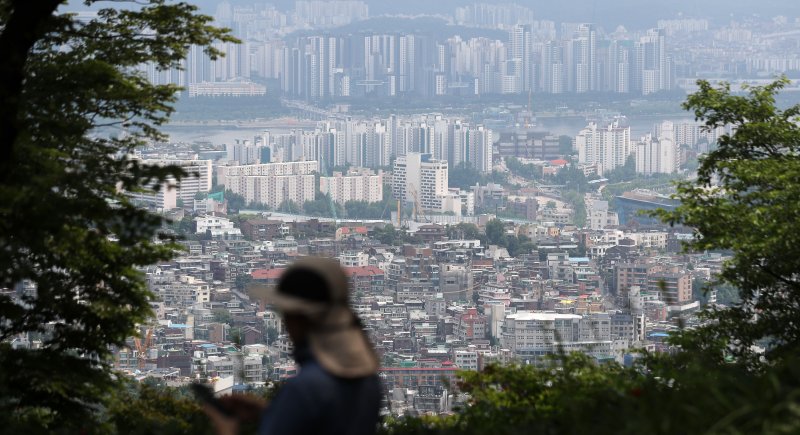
[291,360,337,388]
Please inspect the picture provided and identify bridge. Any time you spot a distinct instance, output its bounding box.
[281,98,347,121]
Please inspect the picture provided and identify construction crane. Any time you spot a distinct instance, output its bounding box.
[409,187,429,223]
[379,202,388,221]
[380,198,403,227]
[133,328,153,370]
[410,189,419,222]
[525,88,534,129]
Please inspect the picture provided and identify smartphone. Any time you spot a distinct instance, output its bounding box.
[190,382,235,418]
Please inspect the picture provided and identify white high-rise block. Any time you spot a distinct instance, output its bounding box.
[576,118,632,175]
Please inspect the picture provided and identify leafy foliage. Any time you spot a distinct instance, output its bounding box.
[505,157,542,181]
[654,77,800,362]
[603,154,637,183]
[448,162,484,189]
[304,195,389,220]
[372,224,420,246]
[372,224,402,245]
[105,380,282,435]
[549,164,588,190]
[0,0,232,429]
[225,190,246,211]
[483,219,534,256]
[445,223,481,240]
[561,190,587,227]
[303,193,341,217]
[106,381,213,435]
[382,352,800,435]
[484,218,506,246]
[278,200,301,214]
[344,200,389,219]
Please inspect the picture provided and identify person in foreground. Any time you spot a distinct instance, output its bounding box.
[205,257,382,435]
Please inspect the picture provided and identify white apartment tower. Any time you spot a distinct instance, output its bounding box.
[217,161,319,210]
[392,152,449,212]
[128,159,212,209]
[227,140,261,165]
[576,118,632,175]
[320,169,383,204]
[572,24,597,93]
[608,40,630,93]
[636,121,678,175]
[634,28,671,95]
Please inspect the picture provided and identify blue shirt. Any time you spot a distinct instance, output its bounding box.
[259,345,382,435]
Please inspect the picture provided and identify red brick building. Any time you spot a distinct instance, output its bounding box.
[343,265,385,296]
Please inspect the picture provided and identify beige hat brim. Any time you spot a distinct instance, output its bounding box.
[309,306,379,378]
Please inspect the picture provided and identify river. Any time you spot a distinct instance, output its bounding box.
[161,114,698,146]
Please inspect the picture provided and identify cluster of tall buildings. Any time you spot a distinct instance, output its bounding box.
[134,3,800,99]
[222,114,493,175]
[213,0,368,34]
[293,1,368,28]
[142,1,370,95]
[219,164,385,210]
[273,25,673,99]
[576,118,735,176]
[141,22,673,99]
[453,3,536,30]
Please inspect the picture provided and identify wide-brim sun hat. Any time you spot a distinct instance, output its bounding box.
[266,257,379,378]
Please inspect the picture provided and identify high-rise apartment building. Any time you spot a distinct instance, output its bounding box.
[634,28,672,95]
[144,159,213,201]
[127,159,212,210]
[572,24,597,93]
[218,161,318,209]
[541,40,565,94]
[227,140,263,165]
[576,118,632,175]
[143,12,683,99]
[294,1,368,28]
[607,40,631,93]
[636,121,678,175]
[392,152,449,212]
[320,169,383,204]
[446,121,494,173]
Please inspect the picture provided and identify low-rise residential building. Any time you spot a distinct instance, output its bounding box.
[194,215,242,239]
[501,311,612,363]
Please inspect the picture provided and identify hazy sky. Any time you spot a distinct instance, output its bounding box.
[200,0,800,29]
